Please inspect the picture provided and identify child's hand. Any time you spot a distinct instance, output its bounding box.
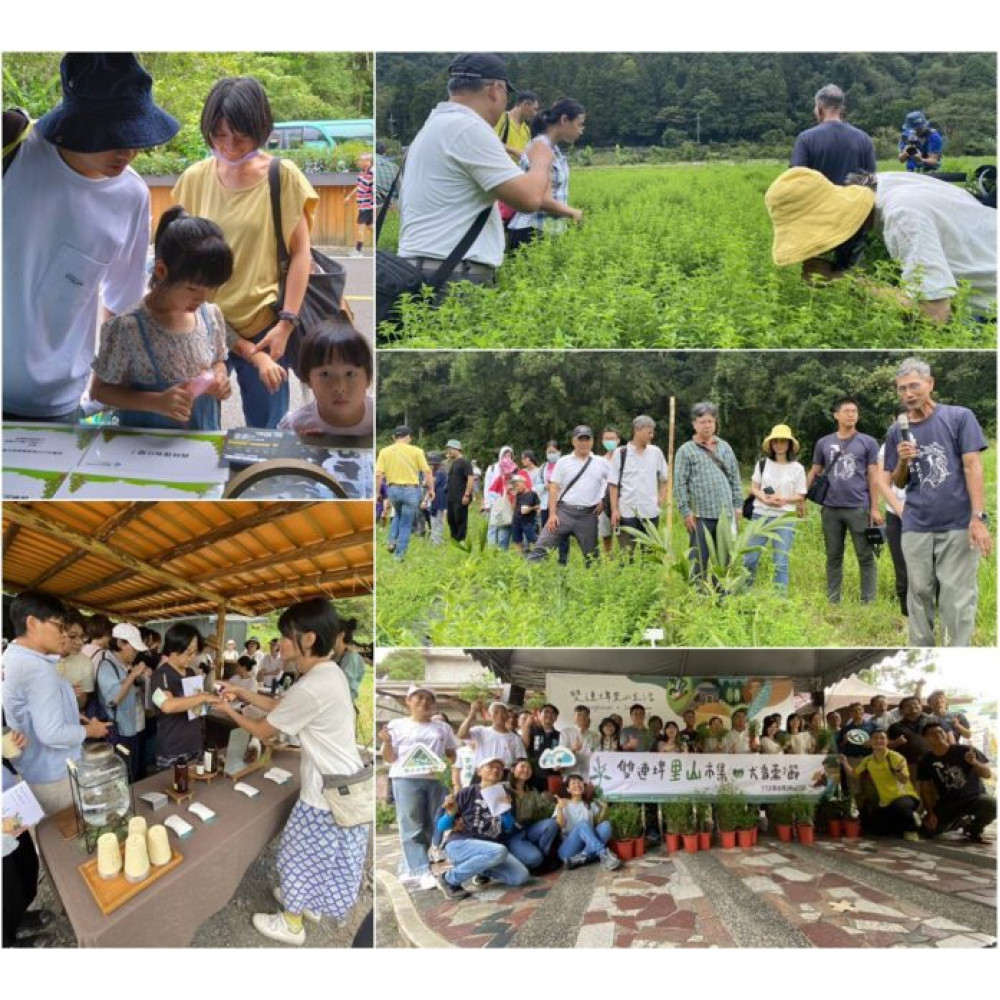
[157,385,194,423]
[252,353,288,394]
[206,364,232,401]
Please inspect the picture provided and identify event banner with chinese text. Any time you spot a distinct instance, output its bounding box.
[546,673,796,732]
[589,752,828,802]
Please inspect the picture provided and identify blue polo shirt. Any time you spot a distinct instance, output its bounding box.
[2,642,85,783]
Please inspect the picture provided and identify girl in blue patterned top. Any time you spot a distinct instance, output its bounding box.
[508,99,586,251]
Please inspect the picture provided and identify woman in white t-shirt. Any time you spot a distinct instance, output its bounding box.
[379,685,458,891]
[216,598,367,946]
[743,424,807,593]
[785,713,814,755]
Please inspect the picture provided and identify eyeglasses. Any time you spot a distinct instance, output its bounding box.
[43,618,67,632]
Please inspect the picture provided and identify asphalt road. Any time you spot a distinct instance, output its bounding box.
[221,249,372,431]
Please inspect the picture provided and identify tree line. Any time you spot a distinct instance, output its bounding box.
[377,351,997,468]
[378,52,996,156]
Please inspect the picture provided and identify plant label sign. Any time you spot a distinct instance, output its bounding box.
[590,752,827,803]
[398,743,447,777]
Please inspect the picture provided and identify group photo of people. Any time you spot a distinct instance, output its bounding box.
[375,350,996,649]
[2,499,374,949]
[372,647,997,949]
[3,52,375,502]
[376,51,996,348]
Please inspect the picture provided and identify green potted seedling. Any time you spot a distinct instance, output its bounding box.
[737,802,757,848]
[662,800,687,853]
[607,801,644,861]
[695,797,713,851]
[842,794,862,838]
[680,802,700,854]
[770,799,795,843]
[790,795,816,845]
[714,785,742,849]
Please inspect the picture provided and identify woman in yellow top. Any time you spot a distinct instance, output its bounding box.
[173,77,318,428]
[839,730,921,841]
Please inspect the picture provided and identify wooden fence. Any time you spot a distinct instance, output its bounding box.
[145,173,369,249]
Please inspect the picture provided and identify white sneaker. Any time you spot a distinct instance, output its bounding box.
[252,911,305,946]
[273,886,321,923]
[415,872,440,890]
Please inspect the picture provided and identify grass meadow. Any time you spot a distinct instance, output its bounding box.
[378,158,996,349]
[375,449,997,649]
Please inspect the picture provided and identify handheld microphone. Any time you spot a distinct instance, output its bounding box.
[898,413,914,445]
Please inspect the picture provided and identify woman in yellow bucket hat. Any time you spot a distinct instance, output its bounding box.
[765,166,996,325]
[743,423,807,592]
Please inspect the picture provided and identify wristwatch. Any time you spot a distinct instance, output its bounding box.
[972,510,989,524]
[277,310,299,325]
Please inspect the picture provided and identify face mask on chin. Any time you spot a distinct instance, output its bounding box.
[212,147,260,166]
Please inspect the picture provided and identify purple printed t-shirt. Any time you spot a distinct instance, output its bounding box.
[811,432,879,508]
[883,404,987,532]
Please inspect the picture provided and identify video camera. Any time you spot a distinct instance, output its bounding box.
[902,130,924,159]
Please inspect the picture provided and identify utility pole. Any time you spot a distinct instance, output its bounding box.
[695,111,701,145]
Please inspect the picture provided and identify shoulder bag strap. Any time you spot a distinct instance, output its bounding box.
[694,442,732,477]
[499,112,511,145]
[267,157,289,274]
[2,109,32,177]
[429,206,493,290]
[96,654,121,723]
[376,153,404,238]
[557,456,594,504]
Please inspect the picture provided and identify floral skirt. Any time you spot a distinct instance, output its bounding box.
[276,800,369,918]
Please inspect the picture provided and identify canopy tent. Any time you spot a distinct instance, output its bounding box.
[2,500,373,626]
[466,648,892,694]
[823,676,902,714]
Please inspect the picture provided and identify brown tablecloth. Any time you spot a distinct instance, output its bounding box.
[36,749,301,947]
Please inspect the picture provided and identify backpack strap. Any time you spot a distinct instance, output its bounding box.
[557,456,594,504]
[499,112,511,146]
[266,157,289,273]
[3,109,32,177]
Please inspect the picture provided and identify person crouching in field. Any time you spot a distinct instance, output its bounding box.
[90,208,233,430]
[765,166,996,324]
[507,98,586,252]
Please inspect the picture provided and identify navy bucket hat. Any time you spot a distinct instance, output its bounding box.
[37,53,180,153]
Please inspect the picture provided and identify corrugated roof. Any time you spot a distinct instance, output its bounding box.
[2,501,372,620]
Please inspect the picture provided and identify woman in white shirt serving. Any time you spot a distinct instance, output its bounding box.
[743,423,807,593]
[217,598,367,946]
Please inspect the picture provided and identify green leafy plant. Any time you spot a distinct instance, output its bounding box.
[769,800,795,826]
[607,801,644,841]
[714,785,745,833]
[375,801,397,831]
[789,795,816,826]
[662,799,691,835]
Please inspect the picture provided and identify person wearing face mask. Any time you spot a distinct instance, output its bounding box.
[3,53,179,423]
[172,76,319,429]
[597,427,621,555]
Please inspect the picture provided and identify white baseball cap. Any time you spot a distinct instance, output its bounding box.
[112,623,147,651]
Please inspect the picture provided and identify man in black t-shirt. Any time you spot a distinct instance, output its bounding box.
[886,696,935,766]
[790,84,877,186]
[445,439,475,542]
[521,704,561,791]
[917,723,995,842]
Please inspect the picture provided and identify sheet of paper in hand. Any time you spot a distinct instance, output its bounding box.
[480,782,512,816]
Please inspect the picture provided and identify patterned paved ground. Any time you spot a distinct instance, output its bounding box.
[376,826,996,949]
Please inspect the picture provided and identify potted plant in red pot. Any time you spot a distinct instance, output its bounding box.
[736,802,757,848]
[823,795,845,838]
[695,798,713,851]
[680,803,699,854]
[662,800,686,853]
[791,796,816,845]
[770,799,795,843]
[715,785,741,849]
[607,801,643,860]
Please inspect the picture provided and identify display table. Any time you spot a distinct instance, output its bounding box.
[36,748,301,947]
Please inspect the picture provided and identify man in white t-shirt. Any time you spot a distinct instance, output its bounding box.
[558,705,601,781]
[457,700,527,769]
[257,638,283,689]
[2,54,179,420]
[608,414,670,552]
[765,166,996,324]
[397,53,552,296]
[526,426,610,566]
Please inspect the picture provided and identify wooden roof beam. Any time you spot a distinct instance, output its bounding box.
[94,501,157,541]
[28,549,87,589]
[1,505,257,618]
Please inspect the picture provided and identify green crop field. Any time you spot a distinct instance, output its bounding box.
[378,159,996,349]
[375,448,997,649]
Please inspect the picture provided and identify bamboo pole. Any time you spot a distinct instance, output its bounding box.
[665,396,677,545]
[213,606,227,685]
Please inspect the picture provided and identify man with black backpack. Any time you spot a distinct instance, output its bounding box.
[608,415,670,553]
[807,397,882,605]
[391,54,552,303]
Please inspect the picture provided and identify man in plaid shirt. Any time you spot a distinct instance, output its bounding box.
[673,401,743,581]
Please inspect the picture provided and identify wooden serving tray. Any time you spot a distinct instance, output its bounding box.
[53,806,81,840]
[79,848,183,915]
[191,769,221,783]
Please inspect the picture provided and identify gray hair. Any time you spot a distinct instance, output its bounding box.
[691,401,718,420]
[632,414,656,432]
[447,75,497,96]
[815,84,846,112]
[895,357,932,380]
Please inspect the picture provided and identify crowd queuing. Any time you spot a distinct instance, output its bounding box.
[378,357,991,647]
[3,53,372,438]
[2,590,367,948]
[379,683,994,901]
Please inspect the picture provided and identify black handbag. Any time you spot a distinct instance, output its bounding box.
[806,448,846,505]
[742,458,767,519]
[267,158,351,377]
[375,154,492,329]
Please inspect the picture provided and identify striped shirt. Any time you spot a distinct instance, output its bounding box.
[356,167,374,210]
[674,438,742,519]
[509,135,570,233]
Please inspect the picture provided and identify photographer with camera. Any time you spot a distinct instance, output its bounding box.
[898,111,943,173]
